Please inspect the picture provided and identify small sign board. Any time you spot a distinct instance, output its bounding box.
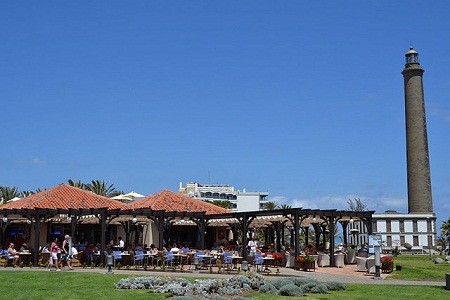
[368,234,382,254]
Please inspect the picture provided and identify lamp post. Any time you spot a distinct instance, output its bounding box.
[106,255,114,274]
[193,256,199,271]
[242,260,248,272]
[420,231,424,255]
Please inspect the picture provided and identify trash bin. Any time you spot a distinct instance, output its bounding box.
[446,273,450,290]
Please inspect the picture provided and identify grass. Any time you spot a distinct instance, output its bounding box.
[0,270,168,300]
[0,269,448,300]
[387,255,450,282]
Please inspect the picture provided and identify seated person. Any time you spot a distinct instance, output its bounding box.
[169,244,180,253]
[134,244,144,251]
[7,243,19,265]
[71,246,78,257]
[41,243,51,253]
[227,241,234,251]
[357,244,369,256]
[211,242,219,250]
[181,245,190,253]
[20,243,30,253]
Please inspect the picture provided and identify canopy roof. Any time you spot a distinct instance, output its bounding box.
[128,189,230,215]
[0,184,127,211]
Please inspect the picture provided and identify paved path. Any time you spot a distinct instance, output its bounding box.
[3,264,446,287]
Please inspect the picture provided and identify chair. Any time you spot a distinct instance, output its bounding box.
[0,252,7,267]
[113,251,122,267]
[223,253,233,270]
[356,256,367,272]
[334,253,345,268]
[366,258,376,274]
[156,251,164,266]
[317,253,330,267]
[312,254,319,269]
[253,254,264,271]
[357,251,369,258]
[39,252,51,266]
[71,252,82,267]
[164,251,175,268]
[195,252,205,269]
[285,253,294,268]
[134,251,144,266]
[347,251,356,264]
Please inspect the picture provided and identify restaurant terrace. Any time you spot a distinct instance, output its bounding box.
[0,184,374,267]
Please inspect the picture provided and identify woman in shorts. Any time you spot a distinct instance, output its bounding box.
[47,238,61,271]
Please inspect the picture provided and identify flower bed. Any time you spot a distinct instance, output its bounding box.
[381,256,394,273]
[294,255,315,272]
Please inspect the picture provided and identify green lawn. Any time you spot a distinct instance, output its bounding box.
[0,270,448,300]
[387,255,450,282]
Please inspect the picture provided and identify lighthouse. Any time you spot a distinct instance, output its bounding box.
[402,46,433,214]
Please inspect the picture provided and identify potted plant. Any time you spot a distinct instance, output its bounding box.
[381,256,394,273]
[392,246,400,257]
[294,254,315,271]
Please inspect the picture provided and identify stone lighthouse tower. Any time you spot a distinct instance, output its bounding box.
[402,46,433,214]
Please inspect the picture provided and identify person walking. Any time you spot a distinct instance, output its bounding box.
[61,235,74,270]
[47,238,61,271]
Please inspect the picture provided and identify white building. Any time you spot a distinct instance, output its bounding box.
[348,210,437,252]
[373,211,436,252]
[178,182,269,212]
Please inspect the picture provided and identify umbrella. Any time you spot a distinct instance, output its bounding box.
[124,191,145,199]
[111,194,132,201]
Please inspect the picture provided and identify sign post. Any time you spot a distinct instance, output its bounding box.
[369,234,382,279]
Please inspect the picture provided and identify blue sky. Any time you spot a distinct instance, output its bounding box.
[1,2,449,228]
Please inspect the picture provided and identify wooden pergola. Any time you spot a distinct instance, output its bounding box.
[1,185,375,268]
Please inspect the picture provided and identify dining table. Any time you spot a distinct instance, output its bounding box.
[18,252,32,265]
[262,257,274,271]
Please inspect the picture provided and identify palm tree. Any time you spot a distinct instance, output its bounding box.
[263,201,278,210]
[279,204,292,210]
[441,217,450,244]
[204,199,232,209]
[67,179,85,189]
[85,180,117,197]
[20,190,35,198]
[0,186,20,204]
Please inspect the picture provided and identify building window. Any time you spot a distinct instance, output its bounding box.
[413,220,418,232]
[399,220,404,233]
[413,236,419,246]
[387,236,392,247]
[372,221,377,232]
[205,192,212,199]
[386,220,391,232]
[427,219,432,232]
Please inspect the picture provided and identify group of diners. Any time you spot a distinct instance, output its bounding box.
[1,235,76,270]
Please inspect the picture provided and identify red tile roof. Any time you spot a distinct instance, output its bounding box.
[0,184,127,210]
[128,189,230,215]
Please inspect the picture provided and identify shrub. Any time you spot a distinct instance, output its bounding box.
[309,284,328,294]
[290,277,320,287]
[301,282,321,293]
[279,284,303,297]
[324,281,346,291]
[259,283,279,295]
[270,278,294,289]
[172,296,200,300]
